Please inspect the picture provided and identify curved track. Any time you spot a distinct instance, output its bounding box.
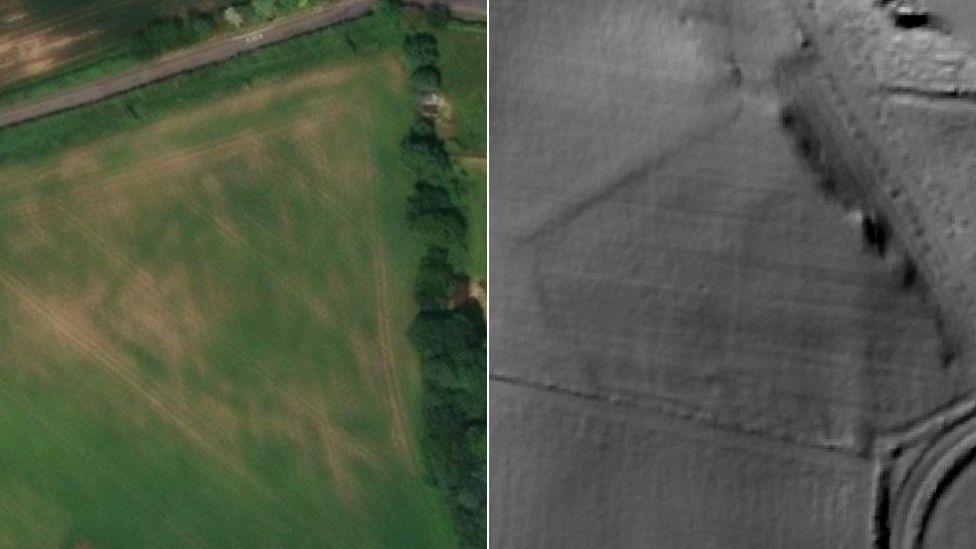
[887,411,976,548]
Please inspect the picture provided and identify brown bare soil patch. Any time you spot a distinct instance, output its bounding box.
[290,111,375,200]
[260,386,382,497]
[455,155,486,169]
[108,265,210,365]
[447,277,486,314]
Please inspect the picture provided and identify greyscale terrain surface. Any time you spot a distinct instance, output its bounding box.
[490,0,976,547]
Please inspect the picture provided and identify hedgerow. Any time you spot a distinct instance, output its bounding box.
[398,8,486,546]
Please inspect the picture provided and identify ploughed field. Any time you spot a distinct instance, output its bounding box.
[0,55,456,547]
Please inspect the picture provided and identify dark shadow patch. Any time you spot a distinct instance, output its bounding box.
[861,212,890,257]
[935,316,959,368]
[778,102,847,205]
[893,10,930,29]
[873,461,892,549]
[914,443,976,547]
[902,256,918,288]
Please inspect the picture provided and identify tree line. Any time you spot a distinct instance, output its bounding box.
[399,10,486,547]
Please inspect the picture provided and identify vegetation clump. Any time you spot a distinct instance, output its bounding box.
[427,2,452,28]
[411,65,442,92]
[135,11,216,59]
[404,32,440,66]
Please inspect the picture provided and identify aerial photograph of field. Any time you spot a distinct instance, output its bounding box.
[0,0,484,546]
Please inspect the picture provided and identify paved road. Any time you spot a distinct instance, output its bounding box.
[0,0,376,131]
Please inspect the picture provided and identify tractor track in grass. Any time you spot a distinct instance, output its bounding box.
[0,273,276,497]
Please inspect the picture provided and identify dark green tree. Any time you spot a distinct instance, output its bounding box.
[402,130,452,177]
[414,246,461,308]
[427,1,451,28]
[410,303,486,547]
[134,12,214,59]
[375,0,402,20]
[410,65,441,92]
[404,32,439,67]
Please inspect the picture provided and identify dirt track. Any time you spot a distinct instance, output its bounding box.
[0,0,483,131]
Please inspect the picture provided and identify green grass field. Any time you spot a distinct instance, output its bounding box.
[459,160,486,281]
[0,53,459,547]
[436,21,485,280]
[437,23,486,155]
[470,164,487,280]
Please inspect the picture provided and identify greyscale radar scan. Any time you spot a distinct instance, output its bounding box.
[490,0,976,547]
